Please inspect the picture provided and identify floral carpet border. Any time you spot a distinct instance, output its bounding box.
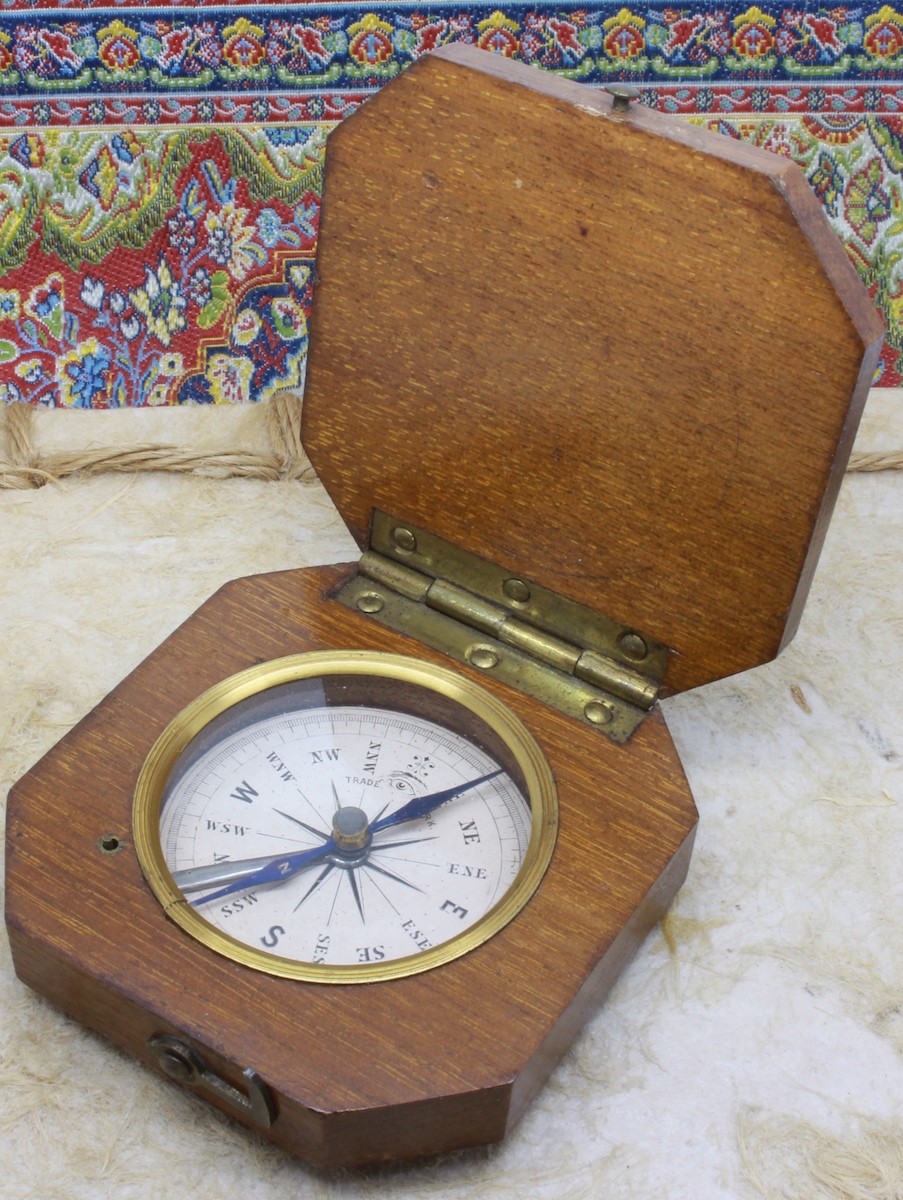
[1,4,903,119]
[0,11,901,404]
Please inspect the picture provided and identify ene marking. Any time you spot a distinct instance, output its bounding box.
[230,780,258,804]
[448,863,487,879]
[311,748,340,764]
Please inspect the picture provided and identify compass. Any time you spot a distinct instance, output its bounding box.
[134,652,557,982]
[5,45,878,1171]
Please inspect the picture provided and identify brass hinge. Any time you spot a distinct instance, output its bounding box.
[336,511,669,743]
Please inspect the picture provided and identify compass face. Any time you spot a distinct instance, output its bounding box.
[134,652,558,983]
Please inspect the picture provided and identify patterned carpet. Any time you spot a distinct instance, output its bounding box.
[0,2,901,406]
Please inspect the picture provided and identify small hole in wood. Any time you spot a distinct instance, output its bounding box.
[98,833,123,855]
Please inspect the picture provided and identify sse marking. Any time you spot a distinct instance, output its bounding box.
[313,933,331,964]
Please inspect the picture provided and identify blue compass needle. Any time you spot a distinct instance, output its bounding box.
[370,770,503,834]
[188,769,504,907]
[189,839,337,907]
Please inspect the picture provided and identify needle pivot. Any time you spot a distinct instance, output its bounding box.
[331,806,372,852]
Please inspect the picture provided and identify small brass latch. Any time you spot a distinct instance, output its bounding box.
[336,511,669,743]
[148,1034,276,1127]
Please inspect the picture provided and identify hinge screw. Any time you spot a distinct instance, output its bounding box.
[503,578,531,604]
[604,84,640,113]
[357,593,385,614]
[392,527,417,553]
[584,700,615,726]
[468,646,499,670]
[619,632,647,661]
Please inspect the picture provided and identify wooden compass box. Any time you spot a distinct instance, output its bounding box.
[6,46,881,1169]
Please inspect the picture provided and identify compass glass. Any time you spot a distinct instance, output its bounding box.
[134,652,557,983]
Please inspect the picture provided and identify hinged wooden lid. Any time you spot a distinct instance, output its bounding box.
[302,45,882,695]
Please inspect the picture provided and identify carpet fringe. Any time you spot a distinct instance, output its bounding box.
[0,392,312,488]
[0,398,900,488]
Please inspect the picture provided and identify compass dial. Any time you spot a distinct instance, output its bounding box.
[134,652,558,983]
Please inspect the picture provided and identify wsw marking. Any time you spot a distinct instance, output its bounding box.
[206,820,248,836]
[230,780,259,804]
[311,748,340,764]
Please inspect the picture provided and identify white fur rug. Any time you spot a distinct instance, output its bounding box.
[1,394,902,1199]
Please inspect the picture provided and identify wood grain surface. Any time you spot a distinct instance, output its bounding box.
[302,45,883,696]
[6,566,697,1167]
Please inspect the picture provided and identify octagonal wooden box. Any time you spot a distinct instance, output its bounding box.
[5,45,881,1169]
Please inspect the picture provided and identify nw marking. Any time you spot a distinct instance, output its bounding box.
[311,748,340,764]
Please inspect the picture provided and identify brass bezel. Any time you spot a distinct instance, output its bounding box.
[133,650,558,984]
